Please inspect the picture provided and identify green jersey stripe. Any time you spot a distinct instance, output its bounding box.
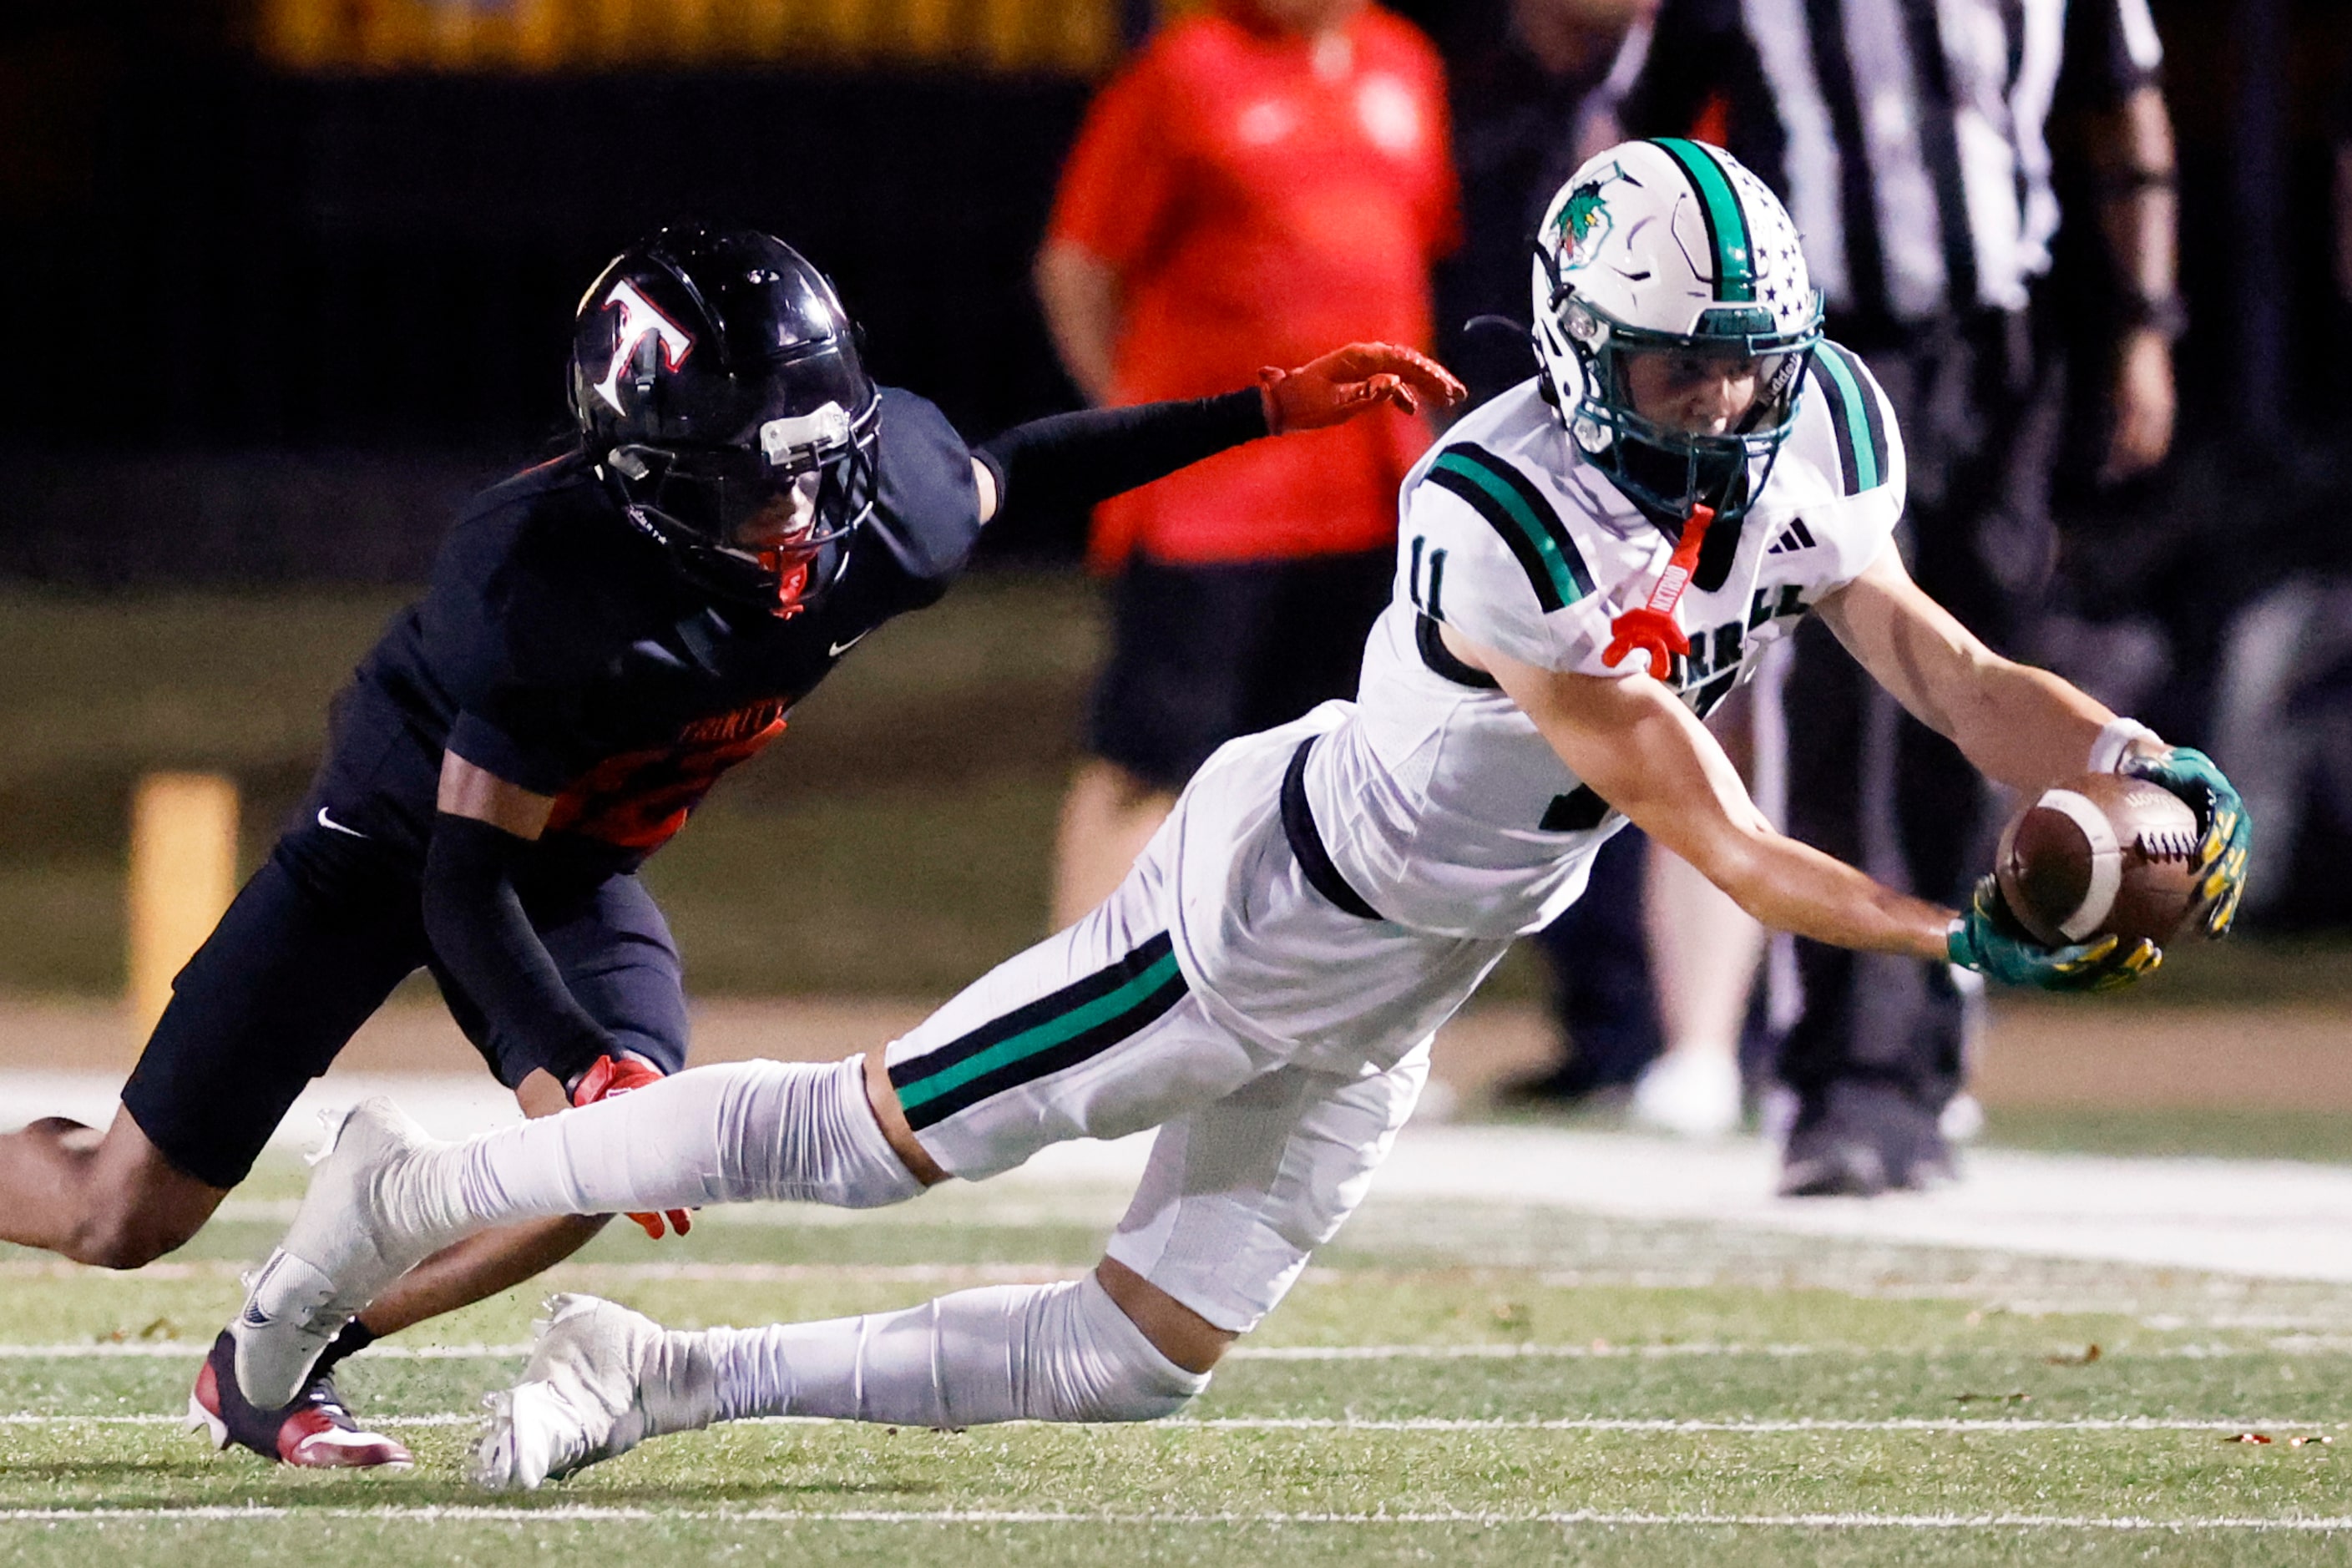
[894,948,1184,1115]
[1651,138,1756,304]
[1428,448,1592,612]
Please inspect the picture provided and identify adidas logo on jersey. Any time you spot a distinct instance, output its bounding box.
[1768,518,1818,555]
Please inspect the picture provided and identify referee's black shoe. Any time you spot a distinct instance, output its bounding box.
[1778,1080,1957,1198]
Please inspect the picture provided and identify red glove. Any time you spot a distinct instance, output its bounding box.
[571,1055,694,1240]
[1258,343,1466,435]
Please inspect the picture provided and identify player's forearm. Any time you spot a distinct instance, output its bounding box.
[1822,556,2111,792]
[1643,810,1953,961]
[422,813,616,1083]
[1931,655,2113,795]
[977,392,1268,529]
[1490,642,1954,962]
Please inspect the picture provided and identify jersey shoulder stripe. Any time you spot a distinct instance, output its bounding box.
[1806,342,1891,496]
[1425,443,1597,613]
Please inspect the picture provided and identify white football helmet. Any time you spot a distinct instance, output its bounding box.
[1530,139,1823,527]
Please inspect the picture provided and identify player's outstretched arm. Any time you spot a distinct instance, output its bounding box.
[1816,547,2251,935]
[972,345,1464,526]
[1453,626,1952,961]
[1812,546,2112,794]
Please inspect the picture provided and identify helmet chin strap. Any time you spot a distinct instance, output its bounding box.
[1603,503,1715,679]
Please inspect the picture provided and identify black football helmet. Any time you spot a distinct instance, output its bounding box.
[569,226,880,616]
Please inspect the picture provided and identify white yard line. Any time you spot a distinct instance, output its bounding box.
[0,1504,2348,1530]
[1173,1416,2349,1434]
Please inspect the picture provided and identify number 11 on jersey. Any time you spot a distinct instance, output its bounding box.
[1407,536,1448,620]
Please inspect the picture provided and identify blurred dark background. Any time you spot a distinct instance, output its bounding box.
[0,0,1474,577]
[0,0,2342,576]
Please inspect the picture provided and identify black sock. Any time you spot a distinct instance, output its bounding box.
[311,1318,380,1382]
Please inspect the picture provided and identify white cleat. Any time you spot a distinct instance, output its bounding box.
[1629,1049,1744,1140]
[230,1097,456,1409]
[472,1294,670,1491]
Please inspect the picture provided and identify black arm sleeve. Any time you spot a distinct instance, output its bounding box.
[975,389,1267,530]
[422,812,617,1087]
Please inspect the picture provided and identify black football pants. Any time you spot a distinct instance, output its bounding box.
[120,817,690,1189]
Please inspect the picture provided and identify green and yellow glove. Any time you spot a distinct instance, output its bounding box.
[1945,876,2162,993]
[2119,746,2251,937]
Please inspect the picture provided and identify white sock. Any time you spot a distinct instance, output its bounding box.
[394,1056,922,1236]
[695,1273,1209,1428]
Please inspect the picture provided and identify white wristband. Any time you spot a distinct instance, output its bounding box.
[2088,716,2162,775]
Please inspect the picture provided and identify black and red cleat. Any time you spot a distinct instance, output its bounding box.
[187,1328,412,1469]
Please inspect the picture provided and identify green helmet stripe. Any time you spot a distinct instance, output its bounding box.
[1651,139,1756,304]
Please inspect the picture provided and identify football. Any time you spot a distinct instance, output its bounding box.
[1995,772,2202,948]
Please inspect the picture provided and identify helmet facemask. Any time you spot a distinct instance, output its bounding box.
[607,392,880,618]
[1529,140,1825,535]
[1539,251,1819,529]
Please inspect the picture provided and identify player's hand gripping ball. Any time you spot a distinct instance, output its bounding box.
[571,1055,695,1240]
[1950,771,2199,992]
[1258,344,1467,434]
[2117,746,2252,936]
[1945,877,2162,993]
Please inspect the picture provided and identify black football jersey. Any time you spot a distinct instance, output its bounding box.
[307,387,982,878]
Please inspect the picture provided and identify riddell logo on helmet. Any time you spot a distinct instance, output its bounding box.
[592,280,695,415]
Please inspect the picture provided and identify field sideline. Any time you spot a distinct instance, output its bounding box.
[4,1073,2349,1565]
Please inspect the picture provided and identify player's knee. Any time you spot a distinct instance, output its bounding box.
[1062,1273,1213,1423]
[64,1191,200,1271]
[719,1057,926,1209]
[1070,1358,1209,1424]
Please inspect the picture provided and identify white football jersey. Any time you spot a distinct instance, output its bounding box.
[1303,347,1907,939]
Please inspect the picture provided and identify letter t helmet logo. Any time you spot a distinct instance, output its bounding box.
[591,279,695,414]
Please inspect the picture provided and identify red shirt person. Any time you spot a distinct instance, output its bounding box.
[1039,0,1459,923]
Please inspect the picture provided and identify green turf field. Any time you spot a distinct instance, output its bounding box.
[3,1160,2347,1564]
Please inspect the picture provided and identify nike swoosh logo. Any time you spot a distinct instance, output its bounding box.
[316,807,367,839]
[828,633,868,658]
[240,1252,286,1327]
